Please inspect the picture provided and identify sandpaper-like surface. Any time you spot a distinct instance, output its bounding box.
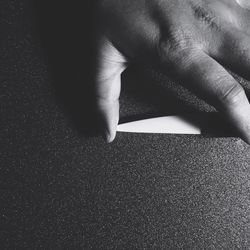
[1,1,250,249]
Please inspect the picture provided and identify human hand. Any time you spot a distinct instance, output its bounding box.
[95,0,250,143]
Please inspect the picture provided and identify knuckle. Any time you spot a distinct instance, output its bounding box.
[222,33,250,57]
[95,82,120,107]
[232,38,250,57]
[156,38,171,64]
[157,29,197,65]
[219,83,245,106]
[193,5,217,29]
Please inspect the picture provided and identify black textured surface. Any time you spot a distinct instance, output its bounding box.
[1,1,250,249]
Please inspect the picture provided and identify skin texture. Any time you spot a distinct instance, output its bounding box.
[95,0,250,143]
[236,0,250,10]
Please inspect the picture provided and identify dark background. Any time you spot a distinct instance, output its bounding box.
[1,0,250,249]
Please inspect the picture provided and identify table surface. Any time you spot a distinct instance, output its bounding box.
[1,1,250,249]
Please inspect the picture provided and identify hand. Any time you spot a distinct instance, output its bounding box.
[95,0,250,143]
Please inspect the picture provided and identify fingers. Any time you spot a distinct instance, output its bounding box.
[167,49,250,143]
[208,24,250,80]
[95,37,127,142]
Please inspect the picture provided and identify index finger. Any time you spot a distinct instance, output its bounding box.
[162,48,250,143]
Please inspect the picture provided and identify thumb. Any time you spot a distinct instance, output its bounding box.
[95,37,127,142]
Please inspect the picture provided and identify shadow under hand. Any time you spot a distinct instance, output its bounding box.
[34,0,100,137]
[120,66,214,124]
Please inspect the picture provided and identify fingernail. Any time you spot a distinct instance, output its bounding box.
[105,132,112,143]
[104,129,114,143]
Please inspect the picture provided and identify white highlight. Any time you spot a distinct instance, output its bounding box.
[235,0,250,10]
[117,116,201,135]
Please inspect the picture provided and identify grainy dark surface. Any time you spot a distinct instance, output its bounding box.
[1,1,250,249]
